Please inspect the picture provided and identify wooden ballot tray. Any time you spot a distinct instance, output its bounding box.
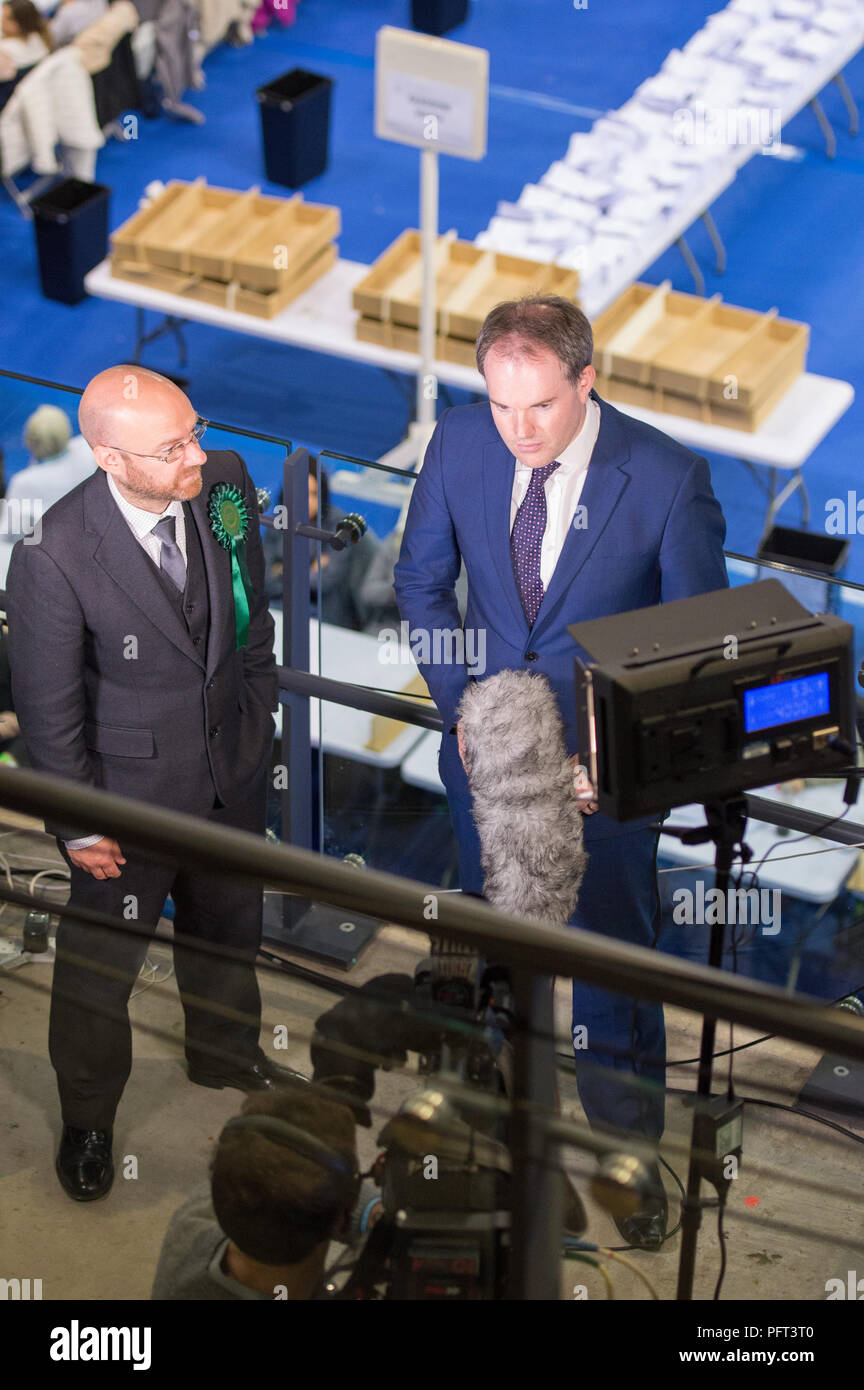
[108,179,341,320]
[353,230,580,343]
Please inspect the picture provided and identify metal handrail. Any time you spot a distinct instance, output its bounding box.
[276,664,443,732]
[0,762,862,1062]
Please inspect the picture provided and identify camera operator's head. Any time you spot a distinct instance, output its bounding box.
[210,1086,360,1298]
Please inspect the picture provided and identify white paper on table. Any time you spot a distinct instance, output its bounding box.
[518,183,597,222]
[746,16,806,43]
[661,48,717,84]
[558,245,595,273]
[519,189,602,225]
[586,233,634,266]
[649,157,697,187]
[634,74,694,108]
[785,26,845,56]
[773,0,819,16]
[590,114,648,148]
[493,199,535,223]
[518,182,569,213]
[527,215,593,244]
[703,9,758,39]
[728,0,773,19]
[541,163,613,203]
[812,6,861,34]
[747,55,812,84]
[697,68,750,103]
[613,103,677,141]
[481,219,533,253]
[564,132,600,166]
[608,192,671,224]
[594,216,643,240]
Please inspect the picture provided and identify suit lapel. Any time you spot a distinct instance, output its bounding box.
[530,396,632,641]
[481,437,529,637]
[88,471,204,666]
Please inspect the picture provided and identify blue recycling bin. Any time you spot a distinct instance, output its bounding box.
[411,0,469,35]
[256,68,332,189]
[30,178,111,305]
[757,525,849,615]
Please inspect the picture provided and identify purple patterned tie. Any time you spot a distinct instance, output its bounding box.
[510,459,561,627]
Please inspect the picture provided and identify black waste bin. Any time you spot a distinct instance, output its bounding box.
[256,69,332,189]
[757,524,849,614]
[411,0,469,35]
[30,178,111,306]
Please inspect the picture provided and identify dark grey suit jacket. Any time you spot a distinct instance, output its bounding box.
[5,450,278,842]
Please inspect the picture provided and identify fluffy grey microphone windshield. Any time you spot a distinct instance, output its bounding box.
[456,670,588,928]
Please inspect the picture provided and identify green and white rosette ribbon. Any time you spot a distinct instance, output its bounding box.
[209,482,252,650]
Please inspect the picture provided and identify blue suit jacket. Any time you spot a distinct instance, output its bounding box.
[394,392,729,811]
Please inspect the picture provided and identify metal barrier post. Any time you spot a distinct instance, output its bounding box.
[508,968,563,1300]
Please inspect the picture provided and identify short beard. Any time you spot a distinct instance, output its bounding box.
[119,454,202,504]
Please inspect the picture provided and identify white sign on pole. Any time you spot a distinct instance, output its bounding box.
[375,26,488,161]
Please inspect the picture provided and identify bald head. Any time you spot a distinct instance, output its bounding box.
[81,365,206,512]
[78,366,191,450]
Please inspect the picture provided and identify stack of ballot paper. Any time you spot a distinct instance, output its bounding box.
[474,0,864,309]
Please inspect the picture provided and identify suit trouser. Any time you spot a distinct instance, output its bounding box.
[444,752,666,1142]
[49,773,268,1131]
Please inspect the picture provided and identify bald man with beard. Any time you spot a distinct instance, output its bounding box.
[6,366,296,1203]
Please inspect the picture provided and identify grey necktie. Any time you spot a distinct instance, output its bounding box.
[152,515,186,592]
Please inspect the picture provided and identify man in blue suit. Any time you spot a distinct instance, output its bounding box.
[394,295,728,1249]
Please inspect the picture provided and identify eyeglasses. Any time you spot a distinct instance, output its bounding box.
[104,418,208,466]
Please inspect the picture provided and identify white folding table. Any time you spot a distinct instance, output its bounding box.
[83,258,855,528]
[271,611,428,768]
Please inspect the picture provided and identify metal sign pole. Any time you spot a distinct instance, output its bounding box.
[416,144,439,429]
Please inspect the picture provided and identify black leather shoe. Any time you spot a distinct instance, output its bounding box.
[612,1180,668,1251]
[56,1126,114,1202]
[187,1053,308,1092]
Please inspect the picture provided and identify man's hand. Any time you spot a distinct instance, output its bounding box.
[570,756,598,814]
[68,838,126,879]
[456,719,467,771]
[0,710,19,740]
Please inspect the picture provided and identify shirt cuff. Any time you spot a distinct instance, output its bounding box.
[64,834,104,850]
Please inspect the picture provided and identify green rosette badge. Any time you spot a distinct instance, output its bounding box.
[209,482,253,649]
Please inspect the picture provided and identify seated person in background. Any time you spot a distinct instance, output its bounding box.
[357,526,402,635]
[1,405,95,539]
[264,461,380,630]
[151,1087,374,1301]
[0,0,51,80]
[49,0,104,46]
[359,522,469,638]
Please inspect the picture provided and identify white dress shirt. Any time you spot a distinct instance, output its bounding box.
[65,481,187,849]
[509,394,601,591]
[106,474,187,566]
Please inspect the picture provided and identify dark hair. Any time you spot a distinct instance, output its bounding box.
[210,1086,358,1266]
[4,0,52,47]
[475,294,593,387]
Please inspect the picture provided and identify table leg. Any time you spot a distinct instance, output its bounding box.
[675,234,705,296]
[809,95,837,159]
[833,73,859,137]
[132,307,189,367]
[700,209,726,275]
[382,368,417,435]
[764,469,810,530]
